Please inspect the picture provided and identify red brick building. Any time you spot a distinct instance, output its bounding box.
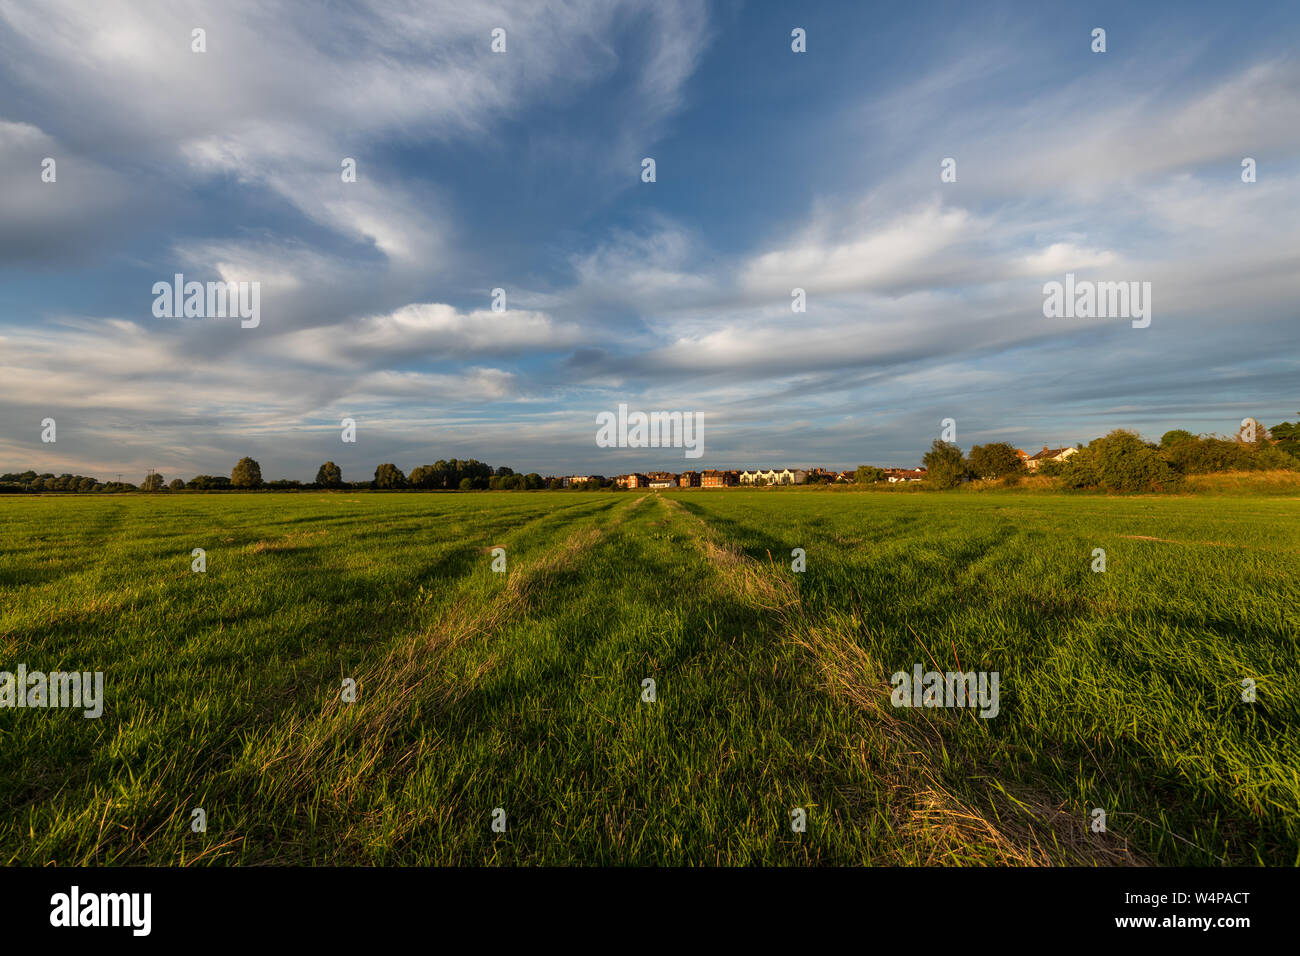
[882,467,927,483]
[701,469,739,488]
[677,471,701,487]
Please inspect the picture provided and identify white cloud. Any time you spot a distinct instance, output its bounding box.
[1011,242,1117,276]
[739,201,973,296]
[0,0,711,270]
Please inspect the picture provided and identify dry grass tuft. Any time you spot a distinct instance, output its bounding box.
[247,529,329,553]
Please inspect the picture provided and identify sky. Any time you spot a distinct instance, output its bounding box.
[1,0,1297,481]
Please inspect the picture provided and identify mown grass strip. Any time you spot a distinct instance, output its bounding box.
[660,494,1145,865]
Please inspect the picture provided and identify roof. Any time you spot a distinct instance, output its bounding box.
[1028,447,1072,461]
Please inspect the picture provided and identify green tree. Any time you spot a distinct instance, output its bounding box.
[1270,419,1299,441]
[168,478,186,490]
[373,463,406,489]
[458,477,475,491]
[854,465,885,484]
[231,457,263,489]
[1269,419,1300,462]
[1255,446,1299,471]
[1160,436,1251,474]
[141,472,165,492]
[922,440,968,489]
[315,461,343,487]
[1160,429,1195,448]
[967,442,1024,479]
[1062,430,1183,491]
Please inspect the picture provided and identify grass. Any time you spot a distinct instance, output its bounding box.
[0,488,1296,865]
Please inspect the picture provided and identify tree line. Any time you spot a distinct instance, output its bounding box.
[4,417,1298,494]
[2,457,563,493]
[913,417,1300,492]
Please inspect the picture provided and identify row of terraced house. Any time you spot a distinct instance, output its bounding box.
[613,466,927,488]
[561,448,1076,490]
[618,468,806,488]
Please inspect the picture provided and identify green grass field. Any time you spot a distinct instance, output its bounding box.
[1,489,1297,865]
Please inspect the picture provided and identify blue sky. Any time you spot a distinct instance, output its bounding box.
[1,0,1297,480]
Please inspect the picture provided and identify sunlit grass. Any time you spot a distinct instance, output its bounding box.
[1,489,1295,865]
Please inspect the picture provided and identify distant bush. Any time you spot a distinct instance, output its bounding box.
[490,473,530,490]
[1161,436,1252,474]
[315,461,343,487]
[968,442,1024,479]
[0,472,103,492]
[231,457,263,489]
[1060,430,1183,492]
[373,463,406,489]
[1157,434,1297,474]
[1270,420,1300,461]
[922,440,968,489]
[1255,446,1299,471]
[407,459,493,489]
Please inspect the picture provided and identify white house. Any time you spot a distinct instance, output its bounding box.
[739,468,807,486]
[883,468,926,483]
[1025,447,1077,472]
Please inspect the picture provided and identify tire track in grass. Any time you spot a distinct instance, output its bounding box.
[233,494,650,862]
[659,495,1145,866]
[3,494,637,865]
